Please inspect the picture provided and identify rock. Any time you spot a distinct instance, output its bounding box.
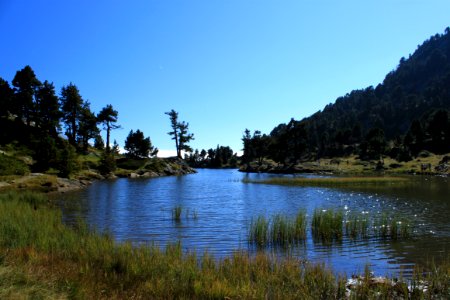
[163,166,175,175]
[128,173,140,178]
[141,171,158,178]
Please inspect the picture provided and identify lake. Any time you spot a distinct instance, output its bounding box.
[57,169,450,277]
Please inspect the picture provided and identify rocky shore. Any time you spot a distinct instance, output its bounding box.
[0,157,197,194]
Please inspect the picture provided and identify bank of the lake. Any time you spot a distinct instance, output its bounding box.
[0,156,196,194]
[1,191,449,299]
[56,169,450,279]
[239,154,450,177]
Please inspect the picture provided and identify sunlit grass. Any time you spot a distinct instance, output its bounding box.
[248,215,269,247]
[345,213,370,239]
[244,176,410,188]
[311,209,344,243]
[0,191,444,299]
[374,213,412,240]
[249,211,307,247]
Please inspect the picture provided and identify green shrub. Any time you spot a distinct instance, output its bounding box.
[116,157,146,170]
[55,142,80,178]
[98,152,117,175]
[0,154,29,176]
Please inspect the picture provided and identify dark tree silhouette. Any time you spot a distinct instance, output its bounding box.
[35,80,61,137]
[97,104,120,152]
[0,78,14,117]
[60,83,83,146]
[12,65,41,126]
[165,109,194,158]
[124,129,158,158]
[77,101,99,152]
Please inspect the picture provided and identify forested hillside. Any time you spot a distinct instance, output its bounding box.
[243,28,450,164]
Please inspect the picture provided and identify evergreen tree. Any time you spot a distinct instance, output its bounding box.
[165,109,194,158]
[241,129,252,164]
[124,129,158,158]
[94,134,105,150]
[97,104,120,152]
[60,83,83,146]
[0,78,14,117]
[427,109,449,153]
[11,65,41,126]
[362,128,386,160]
[77,101,99,152]
[35,80,61,137]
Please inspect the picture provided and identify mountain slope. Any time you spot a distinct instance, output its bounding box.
[273,28,450,159]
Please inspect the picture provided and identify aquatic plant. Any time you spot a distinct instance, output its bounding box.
[345,213,369,239]
[248,215,269,247]
[172,205,182,222]
[374,213,411,240]
[243,176,409,188]
[192,209,198,220]
[0,191,447,299]
[311,209,344,242]
[249,210,306,247]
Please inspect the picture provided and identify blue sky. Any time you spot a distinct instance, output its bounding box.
[1,1,449,156]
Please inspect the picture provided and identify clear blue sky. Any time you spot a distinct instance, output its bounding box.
[1,1,449,156]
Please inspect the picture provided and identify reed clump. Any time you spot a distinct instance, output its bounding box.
[311,209,344,242]
[248,215,269,247]
[249,210,307,247]
[244,176,409,188]
[345,213,370,239]
[0,191,447,299]
[172,205,182,222]
[374,213,412,240]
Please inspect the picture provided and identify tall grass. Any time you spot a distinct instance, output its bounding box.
[374,213,411,240]
[248,210,307,247]
[244,176,410,188]
[172,205,182,222]
[248,216,269,247]
[311,209,344,242]
[0,191,447,298]
[345,213,369,239]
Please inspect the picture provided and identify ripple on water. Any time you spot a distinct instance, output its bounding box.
[56,170,450,278]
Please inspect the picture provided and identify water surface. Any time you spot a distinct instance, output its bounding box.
[57,169,450,277]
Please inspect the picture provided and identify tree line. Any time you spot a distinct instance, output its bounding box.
[0,65,198,177]
[185,145,238,168]
[241,29,450,166]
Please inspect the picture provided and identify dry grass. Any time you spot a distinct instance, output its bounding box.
[0,191,448,299]
[244,176,409,188]
[0,174,59,193]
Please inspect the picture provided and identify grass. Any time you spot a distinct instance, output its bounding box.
[0,174,59,193]
[249,208,413,246]
[0,191,448,298]
[244,176,410,188]
[249,211,307,247]
[345,213,370,239]
[172,205,183,222]
[248,216,269,247]
[312,209,344,242]
[374,213,412,240]
[0,153,30,176]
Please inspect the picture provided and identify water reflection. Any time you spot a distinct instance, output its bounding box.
[57,170,450,277]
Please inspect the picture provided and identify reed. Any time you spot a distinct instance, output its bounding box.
[345,213,369,239]
[311,209,344,242]
[172,205,182,222]
[374,214,411,240]
[244,176,409,188]
[249,210,307,247]
[0,191,447,299]
[248,215,269,247]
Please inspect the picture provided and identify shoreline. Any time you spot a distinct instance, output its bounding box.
[0,157,197,194]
